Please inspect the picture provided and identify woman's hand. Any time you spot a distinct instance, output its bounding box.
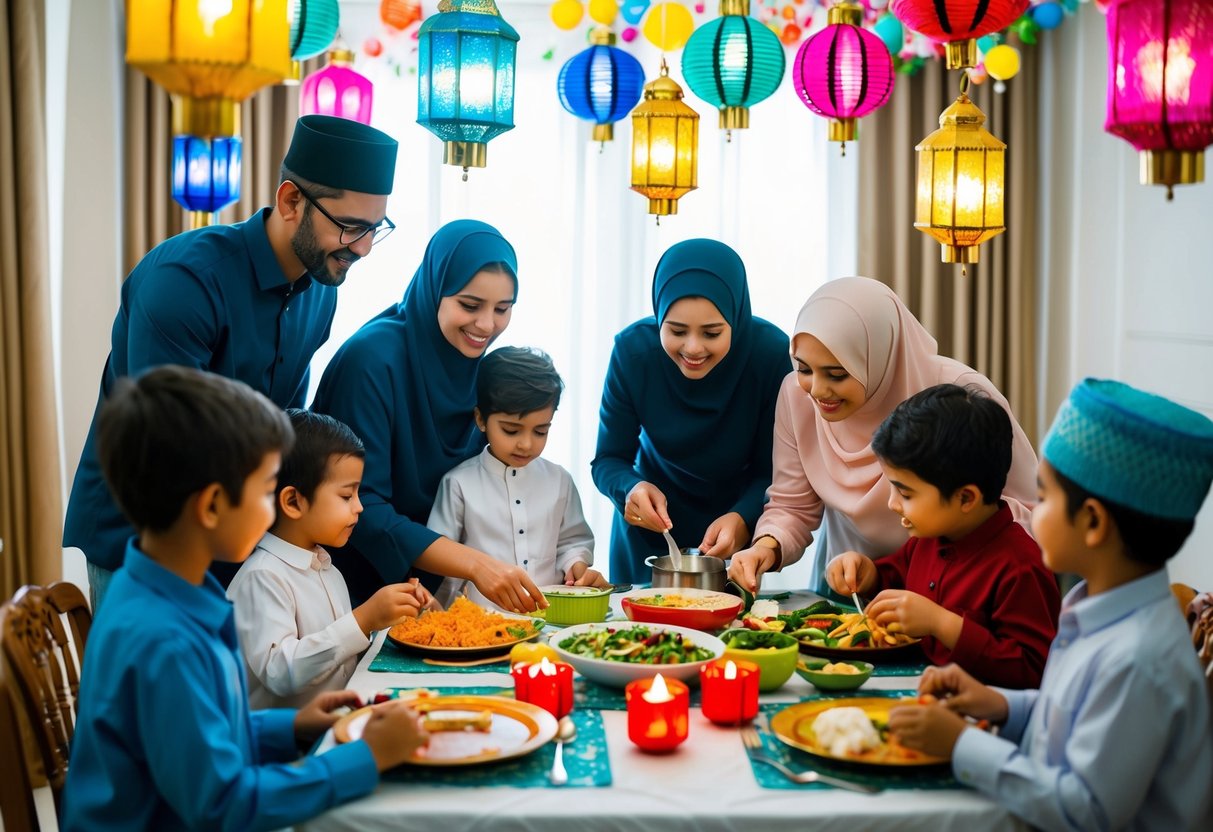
[825,551,877,596]
[564,561,609,587]
[471,556,547,613]
[698,512,750,559]
[727,545,779,594]
[294,689,363,747]
[624,482,672,532]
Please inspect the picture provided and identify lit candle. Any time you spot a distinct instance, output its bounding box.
[511,657,574,719]
[625,672,690,753]
[699,658,760,726]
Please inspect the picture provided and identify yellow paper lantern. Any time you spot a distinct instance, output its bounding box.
[588,0,619,25]
[643,2,695,52]
[983,44,1020,82]
[551,0,585,30]
[127,0,291,137]
[631,59,700,219]
[914,87,1006,266]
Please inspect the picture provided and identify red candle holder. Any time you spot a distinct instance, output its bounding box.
[699,658,760,726]
[625,673,690,753]
[511,659,574,719]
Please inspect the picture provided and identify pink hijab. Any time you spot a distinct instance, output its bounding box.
[786,277,1036,556]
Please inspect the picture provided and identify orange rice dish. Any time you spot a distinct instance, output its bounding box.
[389,597,542,648]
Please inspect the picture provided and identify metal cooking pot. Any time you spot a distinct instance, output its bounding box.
[644,549,729,592]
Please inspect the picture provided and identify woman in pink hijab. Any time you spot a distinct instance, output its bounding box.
[727,277,1037,593]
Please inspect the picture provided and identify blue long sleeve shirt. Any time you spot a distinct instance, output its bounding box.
[63,542,378,831]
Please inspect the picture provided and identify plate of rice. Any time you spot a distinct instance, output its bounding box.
[770,697,948,766]
[386,597,545,659]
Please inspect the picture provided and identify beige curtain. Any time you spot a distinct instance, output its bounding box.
[858,53,1039,443]
[0,0,63,599]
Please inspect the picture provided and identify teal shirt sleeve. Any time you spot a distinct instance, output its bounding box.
[125,263,221,372]
[591,340,645,512]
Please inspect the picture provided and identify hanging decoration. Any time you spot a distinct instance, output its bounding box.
[644,2,697,50]
[381,0,424,30]
[172,135,243,228]
[558,27,646,144]
[792,2,895,155]
[287,0,341,84]
[1104,0,1213,200]
[417,0,520,180]
[914,74,1006,270]
[889,0,1030,68]
[631,58,700,220]
[301,41,375,124]
[681,0,786,138]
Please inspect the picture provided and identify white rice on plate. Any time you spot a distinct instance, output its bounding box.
[811,706,881,757]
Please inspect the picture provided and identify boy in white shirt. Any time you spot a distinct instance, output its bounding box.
[428,347,605,609]
[229,409,434,708]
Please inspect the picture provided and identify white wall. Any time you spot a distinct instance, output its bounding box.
[1038,6,1213,591]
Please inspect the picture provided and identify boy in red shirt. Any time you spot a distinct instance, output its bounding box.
[826,383,1059,688]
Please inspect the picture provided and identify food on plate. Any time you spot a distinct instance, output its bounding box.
[389,597,543,648]
[742,599,842,633]
[421,710,493,733]
[629,593,740,611]
[820,662,862,675]
[791,611,917,650]
[558,625,716,664]
[811,707,882,757]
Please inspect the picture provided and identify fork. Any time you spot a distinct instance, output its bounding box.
[740,727,882,794]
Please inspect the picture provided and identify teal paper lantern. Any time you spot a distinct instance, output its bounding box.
[287,0,341,84]
[681,0,785,134]
[418,0,520,178]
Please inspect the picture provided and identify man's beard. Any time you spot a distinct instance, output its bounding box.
[291,208,356,287]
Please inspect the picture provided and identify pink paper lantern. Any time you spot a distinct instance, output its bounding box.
[792,3,894,155]
[1105,0,1213,199]
[301,45,374,125]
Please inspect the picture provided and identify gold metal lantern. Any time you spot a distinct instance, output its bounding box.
[630,59,700,220]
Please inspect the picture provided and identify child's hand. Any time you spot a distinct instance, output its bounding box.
[917,664,1009,723]
[825,551,877,595]
[698,512,750,559]
[360,700,429,771]
[564,562,609,587]
[866,589,957,639]
[408,577,444,612]
[624,481,672,532]
[887,702,967,759]
[294,689,363,747]
[354,583,426,635]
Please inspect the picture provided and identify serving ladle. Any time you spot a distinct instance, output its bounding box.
[662,529,684,571]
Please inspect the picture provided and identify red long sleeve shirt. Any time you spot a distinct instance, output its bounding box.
[873,502,1060,688]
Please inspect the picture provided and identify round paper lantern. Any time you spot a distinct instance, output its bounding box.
[889,0,1030,68]
[551,0,584,29]
[681,0,786,133]
[793,2,895,154]
[381,0,423,30]
[558,28,646,142]
[588,0,619,24]
[643,2,695,51]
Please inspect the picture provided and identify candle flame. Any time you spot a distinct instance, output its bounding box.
[724,660,737,680]
[642,672,674,703]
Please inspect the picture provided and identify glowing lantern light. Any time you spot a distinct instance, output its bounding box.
[300,42,374,124]
[172,135,243,228]
[631,58,700,220]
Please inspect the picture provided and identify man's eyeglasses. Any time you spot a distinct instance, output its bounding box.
[291,181,395,247]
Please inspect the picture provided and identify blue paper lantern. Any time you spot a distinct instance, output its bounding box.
[418,0,520,177]
[557,29,645,143]
[172,135,243,226]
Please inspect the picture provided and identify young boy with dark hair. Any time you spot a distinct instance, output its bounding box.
[229,409,435,708]
[63,367,427,831]
[889,378,1213,830]
[428,347,604,609]
[826,383,1060,688]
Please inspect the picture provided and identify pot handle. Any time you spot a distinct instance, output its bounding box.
[644,555,657,567]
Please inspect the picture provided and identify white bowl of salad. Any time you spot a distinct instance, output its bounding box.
[549,622,725,688]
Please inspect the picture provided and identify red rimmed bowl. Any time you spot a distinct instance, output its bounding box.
[619,587,744,632]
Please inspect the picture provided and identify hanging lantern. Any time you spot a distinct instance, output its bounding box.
[172,135,243,229]
[631,58,700,220]
[127,0,291,138]
[914,77,1006,268]
[557,27,646,144]
[1105,0,1213,200]
[680,0,785,137]
[792,2,895,156]
[301,41,375,124]
[381,0,424,30]
[417,0,520,179]
[888,0,1029,69]
[286,0,341,84]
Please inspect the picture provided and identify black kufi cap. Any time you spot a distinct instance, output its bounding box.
[283,115,398,195]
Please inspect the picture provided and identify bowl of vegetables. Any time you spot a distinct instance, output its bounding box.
[550,622,725,688]
[719,628,800,692]
[794,657,874,692]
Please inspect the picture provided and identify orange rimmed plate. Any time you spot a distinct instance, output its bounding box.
[333,695,557,767]
[386,611,544,660]
[770,697,948,767]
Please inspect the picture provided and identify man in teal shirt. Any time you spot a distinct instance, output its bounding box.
[64,115,399,608]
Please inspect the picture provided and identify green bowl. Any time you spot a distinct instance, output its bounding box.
[539,585,611,626]
[719,629,799,692]
[794,657,874,691]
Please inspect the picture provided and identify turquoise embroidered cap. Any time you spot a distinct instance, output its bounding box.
[1042,378,1213,520]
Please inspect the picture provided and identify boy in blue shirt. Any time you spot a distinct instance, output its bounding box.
[63,366,427,831]
[890,378,1213,831]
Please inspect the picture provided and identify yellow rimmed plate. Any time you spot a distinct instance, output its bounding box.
[385,611,544,660]
[333,695,558,767]
[770,697,948,767]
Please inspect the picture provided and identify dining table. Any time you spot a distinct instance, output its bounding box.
[301,592,1028,832]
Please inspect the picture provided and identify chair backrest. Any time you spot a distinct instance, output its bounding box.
[0,581,92,810]
[0,647,42,831]
[1187,592,1213,696]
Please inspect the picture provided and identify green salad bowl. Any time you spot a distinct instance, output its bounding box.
[719,628,799,692]
[794,657,874,692]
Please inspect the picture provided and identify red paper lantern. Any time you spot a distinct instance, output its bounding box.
[381,0,422,31]
[1105,0,1213,199]
[889,0,1029,68]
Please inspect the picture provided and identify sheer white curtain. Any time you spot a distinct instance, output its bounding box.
[312,1,858,583]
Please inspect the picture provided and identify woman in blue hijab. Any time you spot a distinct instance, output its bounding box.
[313,220,544,610]
[592,239,790,583]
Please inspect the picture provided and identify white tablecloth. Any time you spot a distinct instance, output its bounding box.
[302,596,1027,832]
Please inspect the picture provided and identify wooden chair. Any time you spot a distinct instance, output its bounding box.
[1,648,42,831]
[0,581,93,818]
[1187,591,1213,697]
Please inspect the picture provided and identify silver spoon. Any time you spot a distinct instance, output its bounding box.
[662,529,683,572]
[548,715,577,786]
